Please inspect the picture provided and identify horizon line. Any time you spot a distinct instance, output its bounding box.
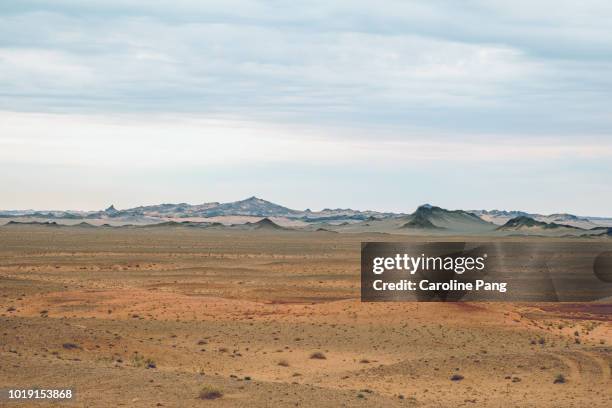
[1,196,611,219]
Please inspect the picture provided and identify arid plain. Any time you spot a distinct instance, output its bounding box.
[1,225,611,407]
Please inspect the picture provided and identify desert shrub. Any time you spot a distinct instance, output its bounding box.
[132,354,144,367]
[199,385,223,400]
[132,354,155,368]
[450,374,464,381]
[62,343,80,350]
[554,374,566,384]
[278,359,289,367]
[145,358,156,369]
[310,351,326,360]
[359,359,370,364]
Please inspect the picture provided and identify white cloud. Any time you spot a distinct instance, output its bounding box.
[2,111,611,170]
[1,2,612,213]
[1,1,611,136]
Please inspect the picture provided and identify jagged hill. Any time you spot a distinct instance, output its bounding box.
[204,197,300,217]
[589,227,612,237]
[497,216,581,231]
[472,209,601,229]
[498,216,547,229]
[74,221,96,228]
[399,210,441,229]
[246,217,287,230]
[315,227,338,233]
[399,205,495,232]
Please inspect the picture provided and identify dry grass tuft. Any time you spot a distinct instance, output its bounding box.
[310,351,326,360]
[199,385,223,400]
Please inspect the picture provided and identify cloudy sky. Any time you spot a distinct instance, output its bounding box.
[1,1,611,215]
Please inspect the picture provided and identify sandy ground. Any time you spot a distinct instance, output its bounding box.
[0,226,610,407]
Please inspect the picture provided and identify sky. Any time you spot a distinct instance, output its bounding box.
[1,1,612,215]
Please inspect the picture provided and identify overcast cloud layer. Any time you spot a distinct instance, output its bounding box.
[1,1,611,214]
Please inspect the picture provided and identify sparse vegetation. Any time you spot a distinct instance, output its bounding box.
[62,342,80,350]
[131,354,155,368]
[310,351,326,360]
[198,385,223,400]
[4,222,611,407]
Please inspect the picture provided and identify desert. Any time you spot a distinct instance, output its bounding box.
[1,223,610,407]
[3,2,612,406]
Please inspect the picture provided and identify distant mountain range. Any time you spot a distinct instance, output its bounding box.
[2,197,612,236]
[470,209,601,229]
[0,196,401,222]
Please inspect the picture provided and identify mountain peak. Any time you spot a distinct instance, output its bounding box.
[415,204,443,214]
[244,196,263,201]
[105,204,117,213]
[498,216,562,230]
[402,204,495,231]
[500,216,545,229]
